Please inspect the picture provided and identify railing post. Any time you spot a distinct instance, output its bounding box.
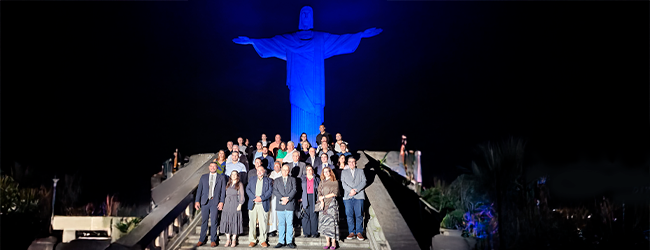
[160,228,167,250]
[415,150,422,195]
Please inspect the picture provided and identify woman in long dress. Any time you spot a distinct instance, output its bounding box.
[220,170,245,247]
[317,167,339,249]
[301,165,320,237]
[267,161,282,236]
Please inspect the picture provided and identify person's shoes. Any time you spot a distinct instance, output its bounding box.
[313,234,320,238]
[329,246,336,250]
[211,241,218,247]
[346,233,355,239]
[261,242,269,248]
[274,243,285,248]
[196,241,204,247]
[303,234,310,238]
[287,243,297,249]
[357,233,365,241]
[268,231,277,237]
[249,242,256,247]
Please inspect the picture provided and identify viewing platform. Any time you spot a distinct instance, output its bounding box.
[37,150,429,250]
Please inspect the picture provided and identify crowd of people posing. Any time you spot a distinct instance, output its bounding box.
[195,125,366,249]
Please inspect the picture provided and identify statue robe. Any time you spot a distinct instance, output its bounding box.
[250,31,364,144]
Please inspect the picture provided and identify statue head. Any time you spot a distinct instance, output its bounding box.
[299,6,313,30]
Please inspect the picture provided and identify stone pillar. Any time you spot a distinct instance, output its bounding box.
[291,104,322,147]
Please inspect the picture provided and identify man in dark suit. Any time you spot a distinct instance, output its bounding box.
[245,162,273,248]
[272,164,298,249]
[194,162,226,247]
[304,147,318,171]
[289,151,307,178]
[314,153,332,176]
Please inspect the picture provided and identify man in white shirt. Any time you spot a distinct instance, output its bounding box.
[225,151,247,176]
[226,151,249,187]
[282,141,298,163]
[227,145,249,167]
[334,133,349,153]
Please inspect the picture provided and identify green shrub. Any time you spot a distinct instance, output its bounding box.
[115,217,142,234]
[440,209,465,229]
[0,175,40,214]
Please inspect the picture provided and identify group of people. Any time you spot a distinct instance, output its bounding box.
[195,125,366,249]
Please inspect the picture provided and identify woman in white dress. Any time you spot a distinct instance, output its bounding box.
[267,161,283,236]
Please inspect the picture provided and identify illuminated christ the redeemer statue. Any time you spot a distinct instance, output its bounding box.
[233,6,382,144]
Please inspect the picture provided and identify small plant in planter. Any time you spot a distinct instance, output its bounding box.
[440,209,465,237]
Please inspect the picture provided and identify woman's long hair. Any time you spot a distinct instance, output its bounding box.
[226,171,241,190]
[337,155,347,169]
[320,167,337,182]
[217,150,226,163]
[300,132,310,143]
[279,141,287,151]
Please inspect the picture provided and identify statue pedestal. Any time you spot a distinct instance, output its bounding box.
[290,104,322,145]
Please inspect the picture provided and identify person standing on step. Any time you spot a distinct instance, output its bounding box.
[301,165,320,238]
[260,146,276,174]
[315,124,333,147]
[246,163,273,248]
[194,162,226,247]
[227,145,249,170]
[333,133,348,154]
[276,142,288,162]
[268,161,283,237]
[315,153,332,177]
[317,167,340,250]
[283,141,298,163]
[220,170,246,247]
[272,164,297,249]
[269,134,283,157]
[341,157,367,241]
[260,133,272,147]
[305,147,319,174]
[226,151,248,186]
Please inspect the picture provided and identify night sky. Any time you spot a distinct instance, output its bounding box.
[3,1,648,207]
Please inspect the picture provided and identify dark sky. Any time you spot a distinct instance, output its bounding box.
[3,1,648,206]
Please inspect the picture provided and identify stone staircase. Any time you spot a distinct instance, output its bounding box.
[179,210,370,250]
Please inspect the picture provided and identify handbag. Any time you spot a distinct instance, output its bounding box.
[313,200,324,212]
[295,206,306,219]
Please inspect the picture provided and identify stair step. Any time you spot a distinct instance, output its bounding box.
[180,244,368,250]
[195,225,351,235]
[184,235,368,247]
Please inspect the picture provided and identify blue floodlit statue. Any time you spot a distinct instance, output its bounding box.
[233,6,382,144]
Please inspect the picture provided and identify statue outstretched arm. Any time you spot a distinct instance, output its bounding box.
[359,28,382,38]
[232,36,253,45]
[233,35,288,60]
